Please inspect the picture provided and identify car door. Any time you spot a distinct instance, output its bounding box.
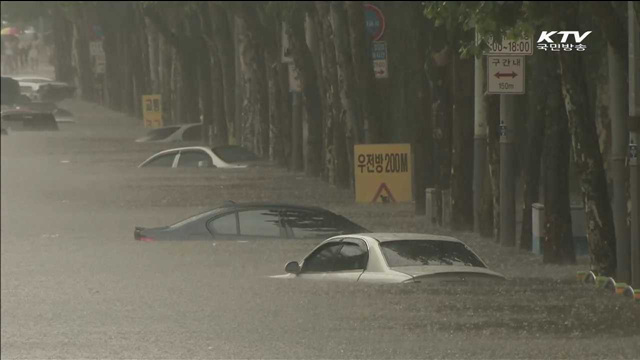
[298,238,368,282]
[176,149,214,168]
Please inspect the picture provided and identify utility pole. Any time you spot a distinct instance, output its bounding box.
[500,95,516,247]
[474,30,487,233]
[629,1,640,287]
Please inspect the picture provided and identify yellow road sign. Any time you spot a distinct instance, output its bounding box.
[354,144,412,203]
[142,95,163,128]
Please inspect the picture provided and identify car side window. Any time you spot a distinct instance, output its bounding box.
[281,210,347,239]
[237,209,282,237]
[143,153,176,167]
[301,242,344,273]
[177,150,214,168]
[207,212,238,235]
[334,239,368,271]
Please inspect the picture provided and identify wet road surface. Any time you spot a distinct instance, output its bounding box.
[2,99,640,359]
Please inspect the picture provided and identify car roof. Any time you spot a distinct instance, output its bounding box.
[219,202,329,213]
[353,233,462,243]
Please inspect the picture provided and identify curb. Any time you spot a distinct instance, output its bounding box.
[578,271,639,303]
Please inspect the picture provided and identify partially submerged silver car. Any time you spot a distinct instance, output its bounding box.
[274,233,506,284]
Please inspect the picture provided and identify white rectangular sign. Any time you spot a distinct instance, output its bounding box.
[372,41,388,79]
[487,56,525,94]
[481,34,533,56]
[89,41,104,57]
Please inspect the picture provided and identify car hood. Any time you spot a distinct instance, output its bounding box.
[393,265,506,281]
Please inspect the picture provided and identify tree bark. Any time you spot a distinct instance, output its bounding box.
[209,4,235,143]
[520,50,548,250]
[345,1,382,144]
[330,1,360,186]
[450,49,474,230]
[52,6,74,83]
[556,2,617,275]
[70,6,95,102]
[542,66,576,265]
[486,94,501,242]
[286,6,323,176]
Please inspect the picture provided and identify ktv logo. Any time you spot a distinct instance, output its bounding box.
[536,31,592,52]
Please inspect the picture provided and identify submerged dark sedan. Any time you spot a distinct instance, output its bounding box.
[134,202,368,242]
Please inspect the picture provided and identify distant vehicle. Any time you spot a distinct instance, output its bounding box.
[31,81,75,102]
[0,108,58,131]
[1,76,30,106]
[15,102,75,123]
[134,202,369,242]
[135,123,202,143]
[12,75,54,83]
[273,233,506,284]
[138,145,261,169]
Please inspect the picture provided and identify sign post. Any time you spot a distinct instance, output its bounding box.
[142,95,163,128]
[354,144,412,203]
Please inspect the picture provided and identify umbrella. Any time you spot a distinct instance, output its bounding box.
[1,27,20,35]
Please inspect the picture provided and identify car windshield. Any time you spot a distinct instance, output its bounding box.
[380,240,486,268]
[145,126,180,141]
[212,146,259,163]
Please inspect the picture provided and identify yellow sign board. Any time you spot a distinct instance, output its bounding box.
[354,144,412,203]
[142,95,163,128]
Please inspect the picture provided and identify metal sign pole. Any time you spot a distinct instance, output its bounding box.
[500,95,516,247]
[629,1,640,287]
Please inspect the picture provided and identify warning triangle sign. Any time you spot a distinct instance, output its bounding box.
[371,182,396,203]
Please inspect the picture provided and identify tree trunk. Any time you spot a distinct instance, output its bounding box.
[159,37,173,124]
[52,6,74,83]
[286,6,323,176]
[542,67,576,265]
[520,50,548,250]
[197,6,214,145]
[345,1,382,144]
[146,17,160,93]
[556,2,617,275]
[486,94,501,242]
[210,4,235,143]
[330,1,360,186]
[450,49,474,230]
[71,8,95,102]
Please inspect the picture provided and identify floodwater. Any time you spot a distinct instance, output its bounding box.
[1,99,639,359]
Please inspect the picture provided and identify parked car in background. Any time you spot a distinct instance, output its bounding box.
[273,233,506,284]
[15,76,75,102]
[135,123,202,143]
[138,146,261,169]
[134,202,369,242]
[0,108,58,131]
[1,76,30,106]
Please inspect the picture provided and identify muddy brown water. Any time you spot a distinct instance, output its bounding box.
[2,99,639,359]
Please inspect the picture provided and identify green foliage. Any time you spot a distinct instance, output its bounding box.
[424,1,541,59]
[1,1,51,23]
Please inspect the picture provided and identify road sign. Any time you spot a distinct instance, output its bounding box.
[372,41,388,79]
[89,41,104,57]
[142,95,163,128]
[480,33,533,56]
[354,144,412,203]
[487,56,525,94]
[364,4,385,41]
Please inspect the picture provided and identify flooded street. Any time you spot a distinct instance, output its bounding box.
[2,100,639,359]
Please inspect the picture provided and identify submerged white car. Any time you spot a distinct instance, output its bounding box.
[138,145,261,169]
[273,233,506,284]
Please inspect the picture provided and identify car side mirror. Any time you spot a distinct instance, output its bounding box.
[285,261,301,275]
[197,160,208,168]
